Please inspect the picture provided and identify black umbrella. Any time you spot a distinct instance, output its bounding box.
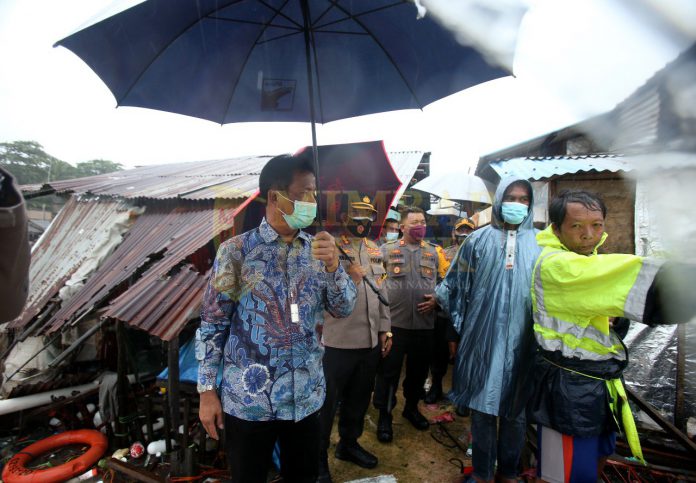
[56,0,508,222]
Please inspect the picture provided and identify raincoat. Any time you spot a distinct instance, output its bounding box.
[528,226,682,463]
[435,178,541,418]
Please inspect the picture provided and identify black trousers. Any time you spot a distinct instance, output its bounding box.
[429,314,450,382]
[373,327,434,411]
[319,345,380,456]
[225,411,320,483]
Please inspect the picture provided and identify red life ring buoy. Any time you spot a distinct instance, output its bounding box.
[2,429,108,483]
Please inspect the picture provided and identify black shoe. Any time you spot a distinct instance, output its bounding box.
[335,440,378,469]
[317,456,332,483]
[424,380,443,404]
[402,405,429,430]
[376,410,393,443]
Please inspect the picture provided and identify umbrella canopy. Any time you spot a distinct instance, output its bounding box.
[411,172,494,208]
[56,0,509,224]
[297,140,401,238]
[56,0,508,125]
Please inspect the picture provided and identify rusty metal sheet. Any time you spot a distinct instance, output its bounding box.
[10,197,135,329]
[105,265,209,341]
[21,156,272,200]
[30,199,242,335]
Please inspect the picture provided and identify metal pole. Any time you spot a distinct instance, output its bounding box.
[48,317,110,368]
[300,0,323,228]
[144,395,155,443]
[675,323,686,432]
[5,307,94,383]
[4,331,62,382]
[116,320,129,447]
[168,336,181,440]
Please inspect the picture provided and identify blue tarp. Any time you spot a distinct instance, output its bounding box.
[158,336,222,387]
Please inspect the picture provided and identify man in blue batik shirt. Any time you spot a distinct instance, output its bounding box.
[196,153,357,483]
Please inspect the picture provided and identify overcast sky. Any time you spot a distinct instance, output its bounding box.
[0,0,694,173]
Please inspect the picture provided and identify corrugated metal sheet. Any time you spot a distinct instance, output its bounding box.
[490,154,633,181]
[12,197,136,329]
[22,151,422,204]
[23,199,242,335]
[387,151,425,204]
[105,264,209,341]
[611,84,661,153]
[23,151,422,204]
[22,156,272,200]
[15,147,425,339]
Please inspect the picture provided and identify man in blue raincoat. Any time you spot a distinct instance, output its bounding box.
[436,178,541,483]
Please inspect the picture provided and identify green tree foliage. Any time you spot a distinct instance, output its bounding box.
[73,159,123,178]
[0,140,122,186]
[0,140,69,185]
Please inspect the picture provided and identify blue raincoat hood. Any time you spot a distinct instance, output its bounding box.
[435,177,541,417]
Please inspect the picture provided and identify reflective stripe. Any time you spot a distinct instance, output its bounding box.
[543,356,645,464]
[534,249,626,362]
[533,250,563,314]
[534,320,626,361]
[606,378,645,464]
[624,258,663,321]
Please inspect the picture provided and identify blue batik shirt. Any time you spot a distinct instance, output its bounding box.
[196,218,357,422]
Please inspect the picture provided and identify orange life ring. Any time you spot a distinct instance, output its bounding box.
[2,429,108,483]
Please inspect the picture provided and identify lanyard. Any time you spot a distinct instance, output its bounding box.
[505,230,517,270]
[282,242,300,324]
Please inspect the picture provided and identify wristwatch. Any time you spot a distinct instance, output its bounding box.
[384,331,393,339]
[197,383,216,394]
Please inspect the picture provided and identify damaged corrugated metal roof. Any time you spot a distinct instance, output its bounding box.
[12,199,243,338]
[21,151,424,204]
[21,156,273,200]
[105,264,210,341]
[489,154,632,181]
[14,197,137,329]
[14,147,427,340]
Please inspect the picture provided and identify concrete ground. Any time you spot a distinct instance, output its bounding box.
[325,377,472,483]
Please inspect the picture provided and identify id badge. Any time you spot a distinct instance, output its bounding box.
[290,303,300,324]
[505,231,517,270]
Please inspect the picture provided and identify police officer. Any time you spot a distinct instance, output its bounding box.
[379,207,401,246]
[373,206,449,442]
[318,195,392,483]
[425,218,475,403]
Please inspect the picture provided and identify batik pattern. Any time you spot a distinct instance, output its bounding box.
[196,219,356,421]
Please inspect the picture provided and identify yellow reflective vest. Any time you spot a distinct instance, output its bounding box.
[530,226,664,464]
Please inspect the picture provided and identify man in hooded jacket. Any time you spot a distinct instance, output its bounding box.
[529,189,696,482]
[436,178,541,483]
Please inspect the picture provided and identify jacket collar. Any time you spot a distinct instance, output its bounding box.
[259,218,312,244]
[537,225,608,255]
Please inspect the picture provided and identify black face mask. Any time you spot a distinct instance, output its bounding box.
[348,218,372,238]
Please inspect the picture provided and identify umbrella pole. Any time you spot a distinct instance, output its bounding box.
[300,0,323,229]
